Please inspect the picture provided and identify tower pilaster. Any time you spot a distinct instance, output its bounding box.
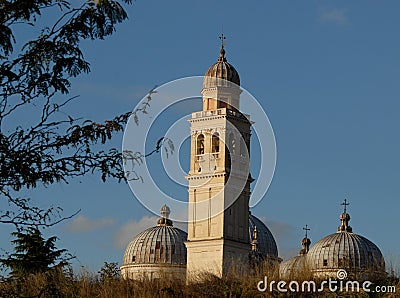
[185,40,251,279]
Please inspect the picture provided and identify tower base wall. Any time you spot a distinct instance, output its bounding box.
[185,238,250,281]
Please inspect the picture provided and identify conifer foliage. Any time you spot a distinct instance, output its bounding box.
[1,227,72,277]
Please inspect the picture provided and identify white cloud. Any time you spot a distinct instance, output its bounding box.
[66,215,114,233]
[114,215,188,249]
[318,8,349,25]
[114,216,158,249]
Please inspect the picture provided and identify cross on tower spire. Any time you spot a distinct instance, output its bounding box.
[219,33,226,48]
[217,33,227,62]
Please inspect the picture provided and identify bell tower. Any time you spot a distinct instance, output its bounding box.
[185,36,252,279]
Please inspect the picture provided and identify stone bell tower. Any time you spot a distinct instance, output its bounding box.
[185,35,252,279]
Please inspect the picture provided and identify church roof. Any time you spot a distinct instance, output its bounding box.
[280,225,311,279]
[280,255,308,279]
[122,206,187,266]
[122,208,279,267]
[249,214,279,259]
[203,36,240,89]
[307,232,385,273]
[306,201,385,274]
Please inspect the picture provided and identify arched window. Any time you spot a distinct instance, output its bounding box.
[211,133,220,153]
[196,134,204,155]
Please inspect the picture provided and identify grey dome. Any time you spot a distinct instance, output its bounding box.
[122,208,187,266]
[203,46,240,89]
[307,232,385,274]
[122,208,278,269]
[307,203,385,275]
[280,255,308,279]
[249,214,278,259]
[280,233,311,279]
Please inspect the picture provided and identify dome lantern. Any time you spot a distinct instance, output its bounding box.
[299,224,311,256]
[249,213,279,260]
[251,226,259,252]
[158,204,172,226]
[338,199,352,232]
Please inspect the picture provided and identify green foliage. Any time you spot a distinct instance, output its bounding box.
[0,0,138,229]
[0,227,73,277]
[98,261,120,282]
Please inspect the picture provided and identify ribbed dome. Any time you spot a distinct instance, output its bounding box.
[203,45,240,89]
[122,206,187,266]
[123,213,278,266]
[280,230,312,279]
[280,255,308,279]
[307,232,385,273]
[307,202,385,275]
[249,214,278,259]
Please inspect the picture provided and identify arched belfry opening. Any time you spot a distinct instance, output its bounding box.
[211,133,220,154]
[121,36,281,282]
[186,35,258,278]
[196,134,205,155]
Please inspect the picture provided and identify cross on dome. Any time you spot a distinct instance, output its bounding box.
[300,224,311,255]
[341,198,350,214]
[338,199,352,233]
[303,224,310,239]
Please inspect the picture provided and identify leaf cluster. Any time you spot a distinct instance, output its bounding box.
[0,0,137,228]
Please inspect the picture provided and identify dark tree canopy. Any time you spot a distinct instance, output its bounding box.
[0,0,158,229]
[98,261,120,282]
[0,227,73,277]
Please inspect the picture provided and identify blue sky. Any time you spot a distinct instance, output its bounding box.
[1,0,400,273]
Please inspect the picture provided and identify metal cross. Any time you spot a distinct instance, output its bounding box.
[341,199,350,213]
[303,224,310,239]
[219,33,226,47]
